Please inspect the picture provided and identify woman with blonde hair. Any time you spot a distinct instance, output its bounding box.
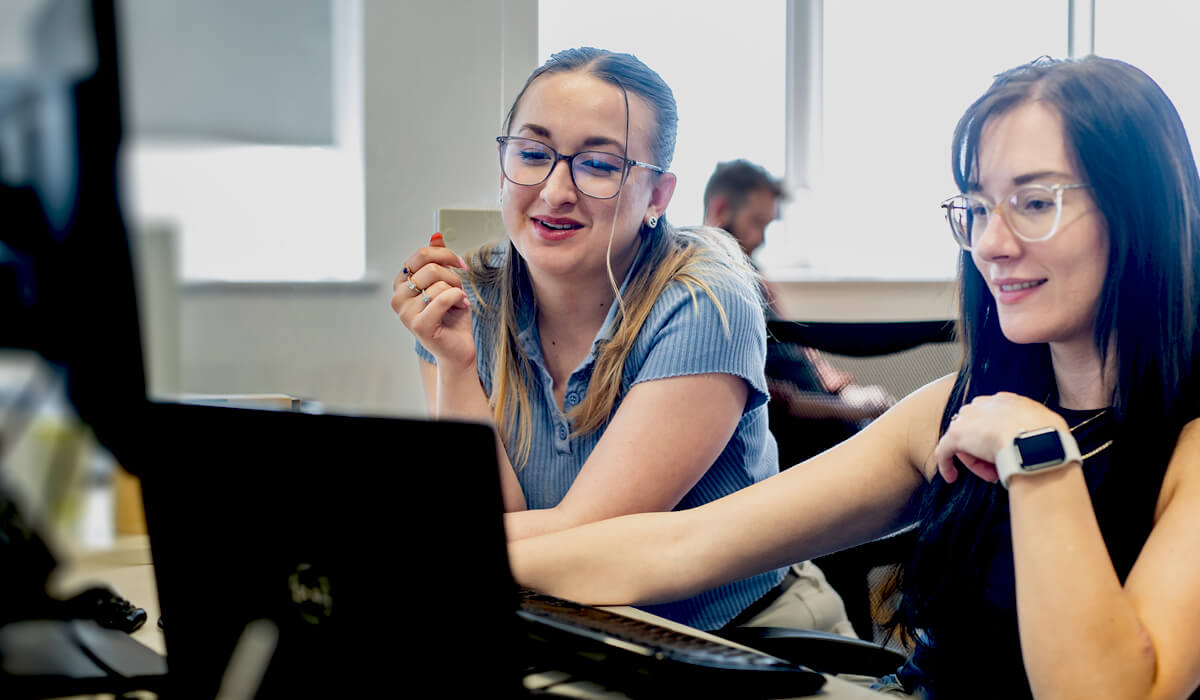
[392,47,852,635]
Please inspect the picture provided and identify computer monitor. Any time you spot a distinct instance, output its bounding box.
[0,0,147,629]
[0,0,147,469]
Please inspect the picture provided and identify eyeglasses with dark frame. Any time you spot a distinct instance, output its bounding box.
[496,135,665,200]
[940,183,1091,250]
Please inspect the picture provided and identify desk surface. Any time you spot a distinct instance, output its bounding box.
[49,536,890,699]
[50,535,164,656]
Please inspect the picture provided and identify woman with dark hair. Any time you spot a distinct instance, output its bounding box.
[510,55,1200,698]
[391,47,854,635]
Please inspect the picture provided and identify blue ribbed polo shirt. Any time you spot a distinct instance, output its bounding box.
[416,237,784,630]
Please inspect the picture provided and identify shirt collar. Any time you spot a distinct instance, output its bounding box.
[513,233,654,365]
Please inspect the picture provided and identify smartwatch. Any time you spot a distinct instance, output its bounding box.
[994,427,1082,489]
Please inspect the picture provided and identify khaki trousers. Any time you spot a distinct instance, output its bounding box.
[738,560,859,639]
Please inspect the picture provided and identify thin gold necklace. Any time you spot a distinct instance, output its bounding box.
[1068,408,1108,432]
[1067,408,1112,461]
[1081,440,1113,461]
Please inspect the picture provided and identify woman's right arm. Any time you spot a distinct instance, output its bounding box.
[397,241,526,511]
[508,374,953,607]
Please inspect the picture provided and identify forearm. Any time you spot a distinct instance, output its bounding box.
[504,492,668,541]
[1010,466,1157,698]
[505,507,578,542]
[510,440,920,609]
[434,360,490,423]
[509,509,710,606]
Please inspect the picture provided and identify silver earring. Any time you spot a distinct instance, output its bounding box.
[647,215,659,229]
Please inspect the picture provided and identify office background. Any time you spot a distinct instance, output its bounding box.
[132,0,960,419]
[16,0,1193,420]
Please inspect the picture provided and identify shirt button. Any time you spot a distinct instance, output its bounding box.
[557,425,568,440]
[565,392,580,406]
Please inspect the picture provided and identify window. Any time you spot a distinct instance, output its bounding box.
[116,0,364,282]
[540,0,1075,281]
[780,0,1069,280]
[1094,0,1200,166]
[538,0,786,234]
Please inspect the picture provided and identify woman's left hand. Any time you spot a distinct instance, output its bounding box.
[933,392,1069,484]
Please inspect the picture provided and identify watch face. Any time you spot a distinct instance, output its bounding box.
[1016,429,1066,470]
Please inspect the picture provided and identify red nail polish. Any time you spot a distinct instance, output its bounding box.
[430,232,444,246]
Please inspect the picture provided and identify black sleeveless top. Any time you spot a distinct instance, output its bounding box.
[906,405,1168,699]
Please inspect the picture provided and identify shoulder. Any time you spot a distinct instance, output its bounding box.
[656,271,761,317]
[648,227,763,323]
[635,274,764,364]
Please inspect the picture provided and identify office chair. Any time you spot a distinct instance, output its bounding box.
[757,319,961,649]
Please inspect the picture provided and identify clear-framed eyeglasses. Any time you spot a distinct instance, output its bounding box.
[496,136,665,200]
[940,183,1091,250]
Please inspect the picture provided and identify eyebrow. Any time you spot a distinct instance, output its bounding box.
[968,170,1076,192]
[517,123,625,152]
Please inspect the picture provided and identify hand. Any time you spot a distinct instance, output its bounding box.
[391,232,476,370]
[933,392,1068,484]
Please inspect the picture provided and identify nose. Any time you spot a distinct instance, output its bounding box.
[971,208,1022,261]
[540,157,578,208]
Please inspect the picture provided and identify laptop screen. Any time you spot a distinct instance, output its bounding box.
[135,402,522,696]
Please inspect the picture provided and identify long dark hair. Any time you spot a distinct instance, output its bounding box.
[890,55,1200,654]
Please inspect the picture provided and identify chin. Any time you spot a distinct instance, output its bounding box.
[996,316,1052,346]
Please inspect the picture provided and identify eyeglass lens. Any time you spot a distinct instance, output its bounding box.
[500,137,626,198]
[947,186,1062,247]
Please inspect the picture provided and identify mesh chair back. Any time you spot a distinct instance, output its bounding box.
[767,320,961,401]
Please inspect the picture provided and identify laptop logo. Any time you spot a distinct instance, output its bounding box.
[288,563,332,624]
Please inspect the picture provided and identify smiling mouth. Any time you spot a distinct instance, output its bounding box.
[532,217,585,235]
[539,221,579,231]
[998,279,1046,292]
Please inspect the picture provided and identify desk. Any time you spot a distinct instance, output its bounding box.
[49,535,165,656]
[49,537,890,699]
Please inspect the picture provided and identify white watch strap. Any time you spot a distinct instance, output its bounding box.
[995,427,1082,489]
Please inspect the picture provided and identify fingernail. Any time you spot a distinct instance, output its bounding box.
[457,255,468,268]
[430,232,444,246]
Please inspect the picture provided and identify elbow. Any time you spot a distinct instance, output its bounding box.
[1035,622,1159,700]
[1125,629,1163,700]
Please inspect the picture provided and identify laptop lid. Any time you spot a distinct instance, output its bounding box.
[135,402,522,697]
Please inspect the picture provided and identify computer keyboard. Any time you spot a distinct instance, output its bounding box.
[516,591,827,698]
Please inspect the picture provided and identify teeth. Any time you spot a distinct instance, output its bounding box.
[540,221,575,230]
[999,280,1045,291]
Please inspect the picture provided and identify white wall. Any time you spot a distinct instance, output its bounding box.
[174,0,537,416]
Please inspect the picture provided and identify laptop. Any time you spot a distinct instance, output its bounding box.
[135,402,826,698]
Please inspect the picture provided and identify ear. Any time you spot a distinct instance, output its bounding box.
[645,172,677,223]
[704,194,729,228]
